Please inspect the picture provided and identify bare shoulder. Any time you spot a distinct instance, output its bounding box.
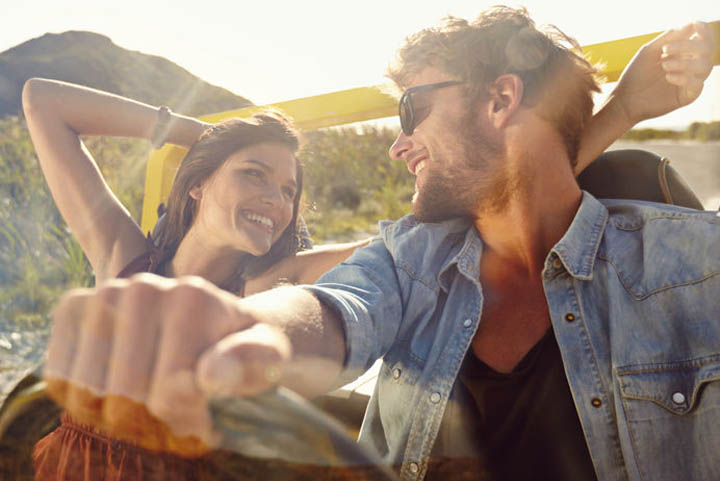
[245,238,372,295]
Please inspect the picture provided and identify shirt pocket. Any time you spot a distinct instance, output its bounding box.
[616,357,720,481]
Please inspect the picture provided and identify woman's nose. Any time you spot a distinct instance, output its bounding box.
[260,185,285,207]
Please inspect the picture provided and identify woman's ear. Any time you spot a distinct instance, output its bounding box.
[487,74,524,128]
[189,184,204,200]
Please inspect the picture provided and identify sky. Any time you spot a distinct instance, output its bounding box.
[2,0,718,129]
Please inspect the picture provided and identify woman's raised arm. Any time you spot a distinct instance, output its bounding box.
[22,78,209,281]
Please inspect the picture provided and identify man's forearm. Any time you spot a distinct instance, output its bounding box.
[574,94,633,174]
[235,286,347,398]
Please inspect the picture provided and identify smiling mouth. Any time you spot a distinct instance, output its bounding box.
[415,160,426,175]
[242,210,275,232]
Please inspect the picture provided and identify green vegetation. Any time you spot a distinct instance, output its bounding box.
[0,117,409,333]
[621,121,720,142]
[302,125,413,241]
[0,115,149,334]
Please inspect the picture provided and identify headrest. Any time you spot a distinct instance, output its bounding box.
[577,149,704,209]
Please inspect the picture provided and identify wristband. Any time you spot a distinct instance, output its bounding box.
[151,106,172,149]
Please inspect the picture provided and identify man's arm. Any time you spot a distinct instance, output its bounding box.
[197,285,346,400]
[44,237,402,455]
[575,22,716,173]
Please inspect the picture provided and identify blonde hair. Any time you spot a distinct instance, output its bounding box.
[388,6,601,165]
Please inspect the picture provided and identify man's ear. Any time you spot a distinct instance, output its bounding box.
[487,74,524,128]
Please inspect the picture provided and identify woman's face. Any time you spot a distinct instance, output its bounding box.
[190,142,298,256]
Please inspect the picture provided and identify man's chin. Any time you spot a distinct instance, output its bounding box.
[413,201,458,224]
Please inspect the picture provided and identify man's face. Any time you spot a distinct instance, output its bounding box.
[389,67,515,223]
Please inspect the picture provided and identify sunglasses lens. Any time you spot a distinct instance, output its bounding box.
[399,94,413,136]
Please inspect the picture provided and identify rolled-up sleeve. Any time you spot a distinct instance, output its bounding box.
[301,237,403,386]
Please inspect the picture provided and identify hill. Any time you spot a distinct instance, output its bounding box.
[0,31,253,117]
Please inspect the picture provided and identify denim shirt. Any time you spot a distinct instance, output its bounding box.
[304,192,720,481]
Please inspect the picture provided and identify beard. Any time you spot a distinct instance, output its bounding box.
[413,115,517,223]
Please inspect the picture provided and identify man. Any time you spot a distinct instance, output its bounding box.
[43,7,717,481]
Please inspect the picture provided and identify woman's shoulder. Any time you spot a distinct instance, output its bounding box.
[245,238,372,295]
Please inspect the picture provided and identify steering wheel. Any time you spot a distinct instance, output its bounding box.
[0,377,397,481]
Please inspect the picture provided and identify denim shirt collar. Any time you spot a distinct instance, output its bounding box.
[549,191,609,281]
[438,220,484,292]
[428,218,483,293]
[436,192,608,290]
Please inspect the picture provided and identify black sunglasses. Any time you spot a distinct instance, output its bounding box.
[398,80,463,136]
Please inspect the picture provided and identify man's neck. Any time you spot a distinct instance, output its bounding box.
[473,146,583,278]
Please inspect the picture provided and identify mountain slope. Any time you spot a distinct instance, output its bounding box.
[0,31,253,117]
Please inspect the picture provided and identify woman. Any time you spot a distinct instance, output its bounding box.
[21,78,366,292]
[22,78,368,480]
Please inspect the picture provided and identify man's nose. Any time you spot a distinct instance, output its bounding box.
[389,131,412,163]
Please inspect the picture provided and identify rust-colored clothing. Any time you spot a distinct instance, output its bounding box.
[33,413,202,480]
[33,245,246,481]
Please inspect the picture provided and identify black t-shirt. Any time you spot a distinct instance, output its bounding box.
[426,330,599,481]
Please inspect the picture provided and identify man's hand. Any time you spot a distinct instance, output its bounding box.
[44,274,291,456]
[575,21,716,173]
[611,21,716,125]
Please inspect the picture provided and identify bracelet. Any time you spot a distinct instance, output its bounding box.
[151,106,172,149]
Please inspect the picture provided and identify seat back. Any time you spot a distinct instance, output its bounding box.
[577,149,704,209]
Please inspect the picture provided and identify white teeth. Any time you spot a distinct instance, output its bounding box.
[415,160,426,175]
[244,211,274,229]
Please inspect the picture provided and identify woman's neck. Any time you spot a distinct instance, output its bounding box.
[165,229,249,290]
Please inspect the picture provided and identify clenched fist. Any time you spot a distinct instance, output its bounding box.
[44,273,291,456]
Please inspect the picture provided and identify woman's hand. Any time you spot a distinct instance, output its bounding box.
[610,21,716,126]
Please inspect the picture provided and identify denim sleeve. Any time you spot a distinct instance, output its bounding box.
[301,237,403,386]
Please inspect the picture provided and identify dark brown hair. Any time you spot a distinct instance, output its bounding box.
[155,111,304,280]
[387,6,601,165]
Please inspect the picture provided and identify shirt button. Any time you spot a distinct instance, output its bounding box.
[672,392,686,404]
[430,392,441,403]
[409,462,419,474]
[463,318,472,328]
[552,258,562,269]
[565,313,576,322]
[591,398,602,408]
[392,368,401,379]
